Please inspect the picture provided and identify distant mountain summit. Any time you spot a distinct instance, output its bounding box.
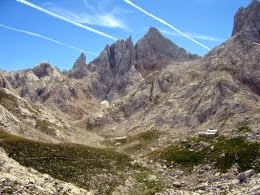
[85,0,260,135]
[136,27,199,60]
[68,53,87,78]
[135,27,200,75]
[85,36,138,100]
[70,27,199,79]
[72,53,86,69]
[0,2,260,194]
[3,1,259,137]
[68,27,199,99]
[32,62,60,78]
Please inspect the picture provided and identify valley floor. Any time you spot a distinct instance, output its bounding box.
[0,129,259,195]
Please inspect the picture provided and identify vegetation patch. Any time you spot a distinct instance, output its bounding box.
[104,130,161,155]
[127,130,161,143]
[131,170,165,195]
[116,130,161,155]
[236,121,252,132]
[209,136,259,172]
[35,119,56,135]
[151,136,260,173]
[0,130,136,194]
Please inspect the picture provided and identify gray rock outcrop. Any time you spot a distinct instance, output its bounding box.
[0,147,90,195]
[73,53,86,69]
[6,63,88,119]
[87,1,260,137]
[86,37,140,100]
[68,53,88,78]
[206,0,260,96]
[69,28,199,100]
[32,62,58,78]
[4,1,260,139]
[135,27,200,76]
[1,2,260,194]
[237,169,255,182]
[232,0,260,42]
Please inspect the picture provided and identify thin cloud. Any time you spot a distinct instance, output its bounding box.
[16,0,117,41]
[0,23,97,56]
[161,30,221,42]
[81,0,95,10]
[96,14,127,29]
[123,0,211,51]
[48,6,127,30]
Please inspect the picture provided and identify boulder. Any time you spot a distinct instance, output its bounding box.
[237,169,255,182]
[100,100,109,110]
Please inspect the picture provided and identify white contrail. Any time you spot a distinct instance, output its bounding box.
[161,30,220,42]
[0,24,98,56]
[123,0,211,51]
[16,0,117,41]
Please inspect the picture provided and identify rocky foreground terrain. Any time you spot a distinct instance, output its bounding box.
[0,147,91,195]
[0,0,260,194]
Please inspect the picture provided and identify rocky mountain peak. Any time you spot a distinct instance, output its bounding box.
[137,27,199,58]
[90,37,135,77]
[232,0,260,41]
[72,53,86,69]
[1,2,260,194]
[145,27,162,38]
[85,37,137,99]
[110,37,135,75]
[135,27,200,75]
[126,36,133,44]
[136,27,178,58]
[32,62,58,78]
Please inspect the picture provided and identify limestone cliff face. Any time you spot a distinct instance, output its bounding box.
[73,53,86,69]
[86,1,260,137]
[206,0,260,96]
[232,0,260,42]
[7,62,66,102]
[86,37,140,100]
[1,3,260,194]
[6,63,89,119]
[4,1,260,137]
[69,28,198,100]
[0,87,72,142]
[68,53,88,78]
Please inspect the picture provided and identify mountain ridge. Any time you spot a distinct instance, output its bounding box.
[2,0,259,133]
[83,0,260,138]
[0,1,260,194]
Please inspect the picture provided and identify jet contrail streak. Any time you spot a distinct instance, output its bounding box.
[0,24,98,56]
[16,0,117,41]
[123,0,211,51]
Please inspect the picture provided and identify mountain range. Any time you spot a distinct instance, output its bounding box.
[0,1,259,194]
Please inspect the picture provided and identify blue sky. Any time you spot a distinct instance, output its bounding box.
[0,0,252,71]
